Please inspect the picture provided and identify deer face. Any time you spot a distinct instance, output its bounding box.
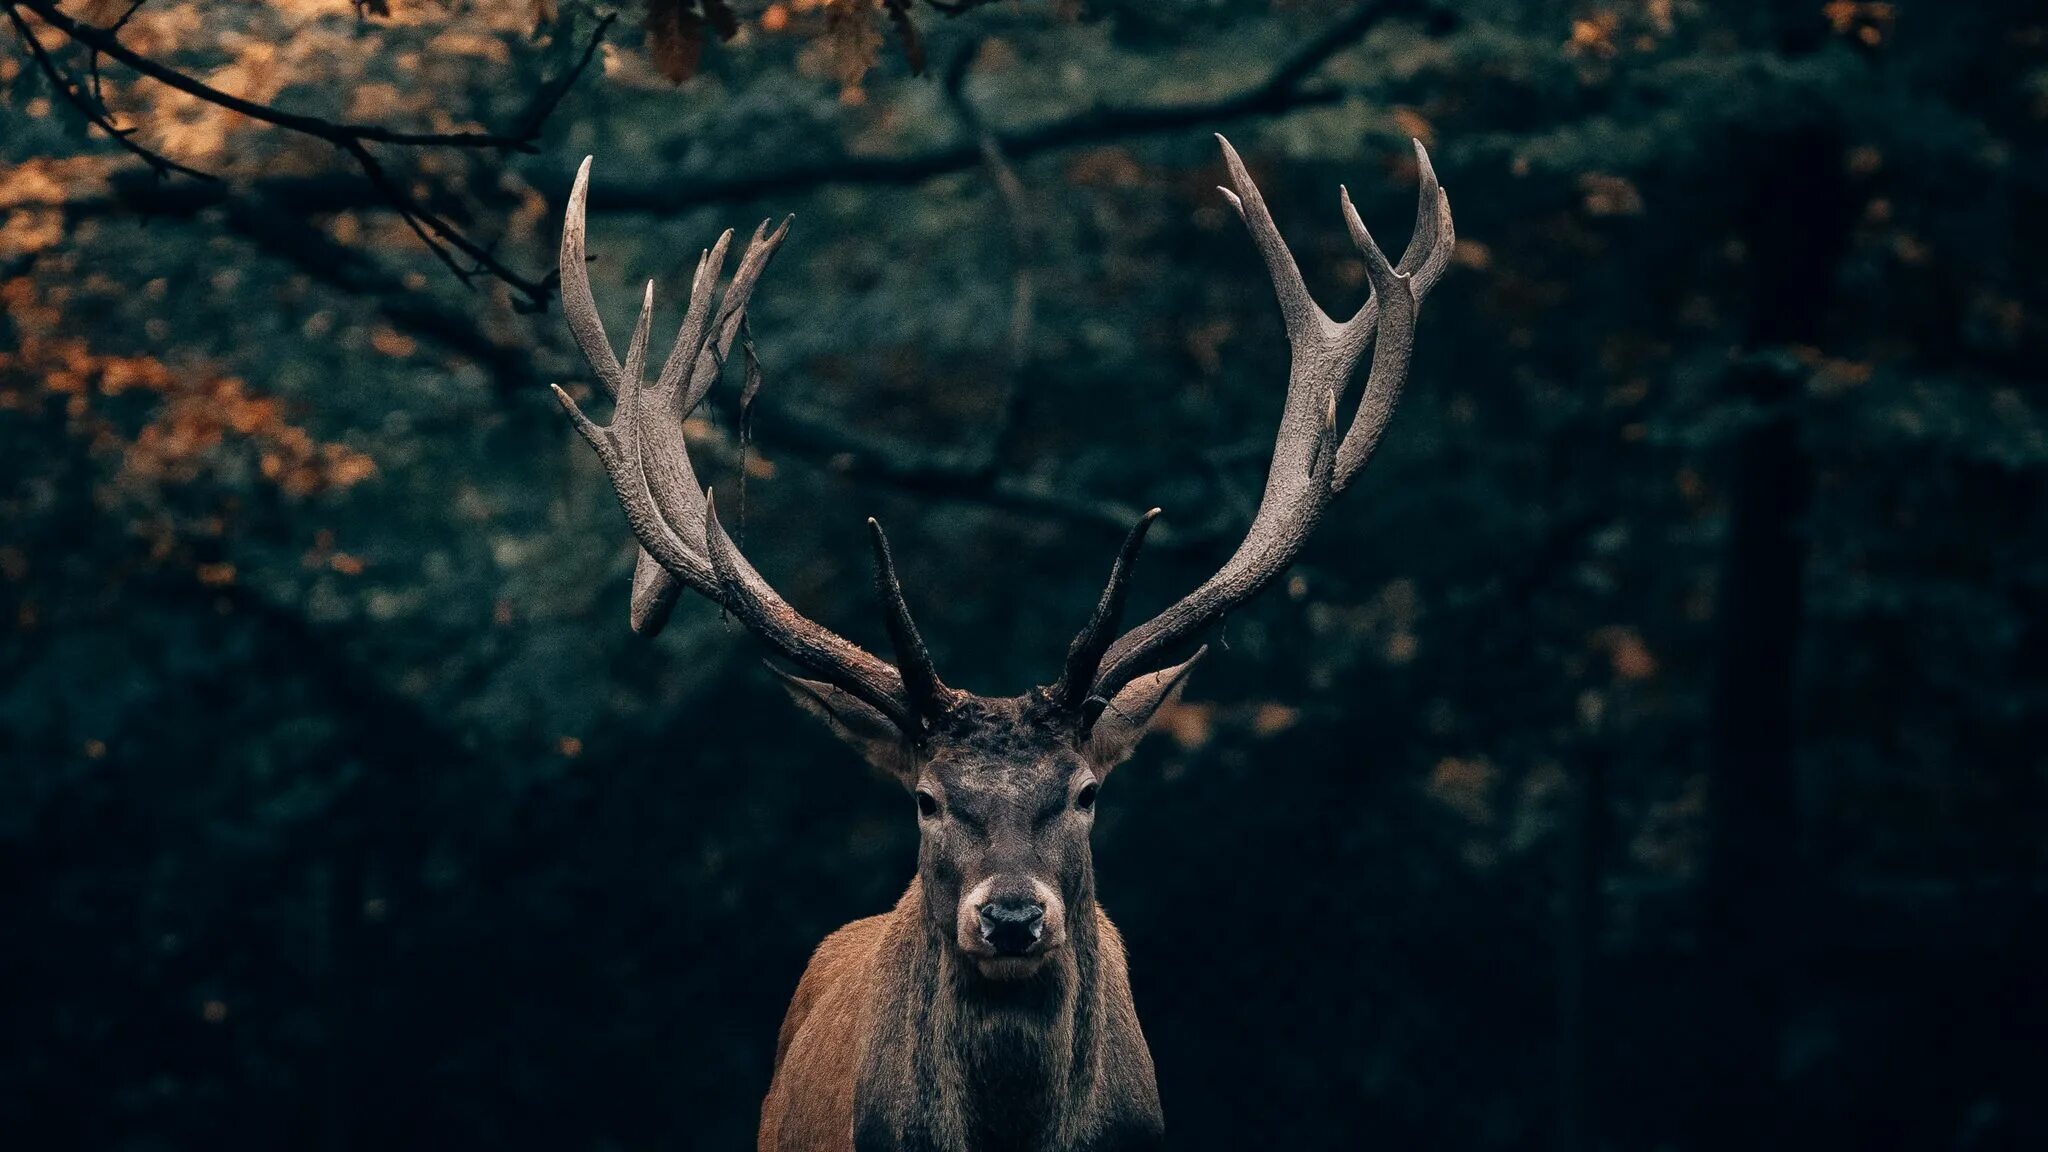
[917,705,1092,978]
[774,673,1198,981]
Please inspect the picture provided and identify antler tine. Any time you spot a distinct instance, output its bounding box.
[1083,135,1454,706]
[561,156,626,398]
[685,216,794,416]
[548,361,714,601]
[1215,134,1327,340]
[630,231,737,594]
[704,493,917,732]
[1332,141,1455,491]
[611,280,676,632]
[630,218,794,635]
[1050,508,1160,712]
[628,550,683,636]
[648,229,733,416]
[554,159,917,734]
[1396,138,1446,281]
[867,518,953,723]
[617,245,719,638]
[1331,185,1416,491]
[551,163,712,604]
[622,280,656,397]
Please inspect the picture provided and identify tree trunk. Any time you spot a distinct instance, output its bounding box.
[1698,120,1854,1150]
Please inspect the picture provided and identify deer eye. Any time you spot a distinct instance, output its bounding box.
[1074,781,1099,812]
[916,790,940,819]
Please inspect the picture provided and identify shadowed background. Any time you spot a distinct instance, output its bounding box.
[2,1,2044,1149]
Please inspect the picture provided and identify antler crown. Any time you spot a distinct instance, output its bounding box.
[551,136,1453,739]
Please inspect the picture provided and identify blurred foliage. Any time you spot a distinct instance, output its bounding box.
[2,0,2045,1149]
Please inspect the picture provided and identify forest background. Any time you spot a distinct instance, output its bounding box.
[3,1,2043,1148]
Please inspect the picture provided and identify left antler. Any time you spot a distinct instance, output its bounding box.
[1068,135,1456,711]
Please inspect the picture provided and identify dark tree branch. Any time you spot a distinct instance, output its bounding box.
[14,0,555,152]
[1261,0,1409,95]
[741,395,1228,549]
[6,0,614,307]
[86,0,149,111]
[334,135,557,307]
[217,201,542,399]
[943,45,1037,371]
[585,0,1436,217]
[41,1,1442,224]
[5,1,215,182]
[509,10,614,142]
[926,0,1004,16]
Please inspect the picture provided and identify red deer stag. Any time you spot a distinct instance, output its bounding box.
[549,134,1453,1152]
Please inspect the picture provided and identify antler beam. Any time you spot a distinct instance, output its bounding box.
[1080,135,1455,706]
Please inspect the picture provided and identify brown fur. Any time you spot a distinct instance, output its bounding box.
[759,879,1162,1152]
[753,688,1190,1152]
[759,908,888,1151]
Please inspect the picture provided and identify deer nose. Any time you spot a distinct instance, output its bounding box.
[977,898,1046,956]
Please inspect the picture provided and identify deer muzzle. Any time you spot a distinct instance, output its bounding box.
[958,877,1064,976]
[978,897,1045,956]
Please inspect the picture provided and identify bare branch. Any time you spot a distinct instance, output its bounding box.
[37,2,1448,226]
[14,0,554,152]
[509,11,616,141]
[337,136,557,308]
[87,0,148,111]
[7,0,614,306]
[944,45,1037,371]
[5,2,215,183]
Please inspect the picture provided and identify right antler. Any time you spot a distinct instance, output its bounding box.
[551,158,955,737]
[1056,135,1456,715]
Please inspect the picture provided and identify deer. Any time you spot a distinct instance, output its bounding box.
[546,133,1453,1152]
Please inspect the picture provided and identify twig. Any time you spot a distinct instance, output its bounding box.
[15,0,546,152]
[6,0,614,307]
[87,0,147,109]
[510,10,614,142]
[336,136,556,306]
[6,1,215,182]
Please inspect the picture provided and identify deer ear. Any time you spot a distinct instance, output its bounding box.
[1083,646,1205,775]
[768,666,919,787]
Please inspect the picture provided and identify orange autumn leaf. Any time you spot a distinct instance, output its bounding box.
[369,327,419,358]
[1,277,378,503]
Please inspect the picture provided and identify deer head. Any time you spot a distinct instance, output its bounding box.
[550,135,1452,981]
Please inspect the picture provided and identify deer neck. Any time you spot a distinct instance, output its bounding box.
[893,878,1108,1152]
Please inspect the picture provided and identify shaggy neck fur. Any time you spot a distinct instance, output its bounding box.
[861,876,1109,1152]
[943,889,1101,1152]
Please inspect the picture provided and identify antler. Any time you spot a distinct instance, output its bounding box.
[552,156,938,736]
[1074,134,1456,708]
[1048,508,1159,712]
